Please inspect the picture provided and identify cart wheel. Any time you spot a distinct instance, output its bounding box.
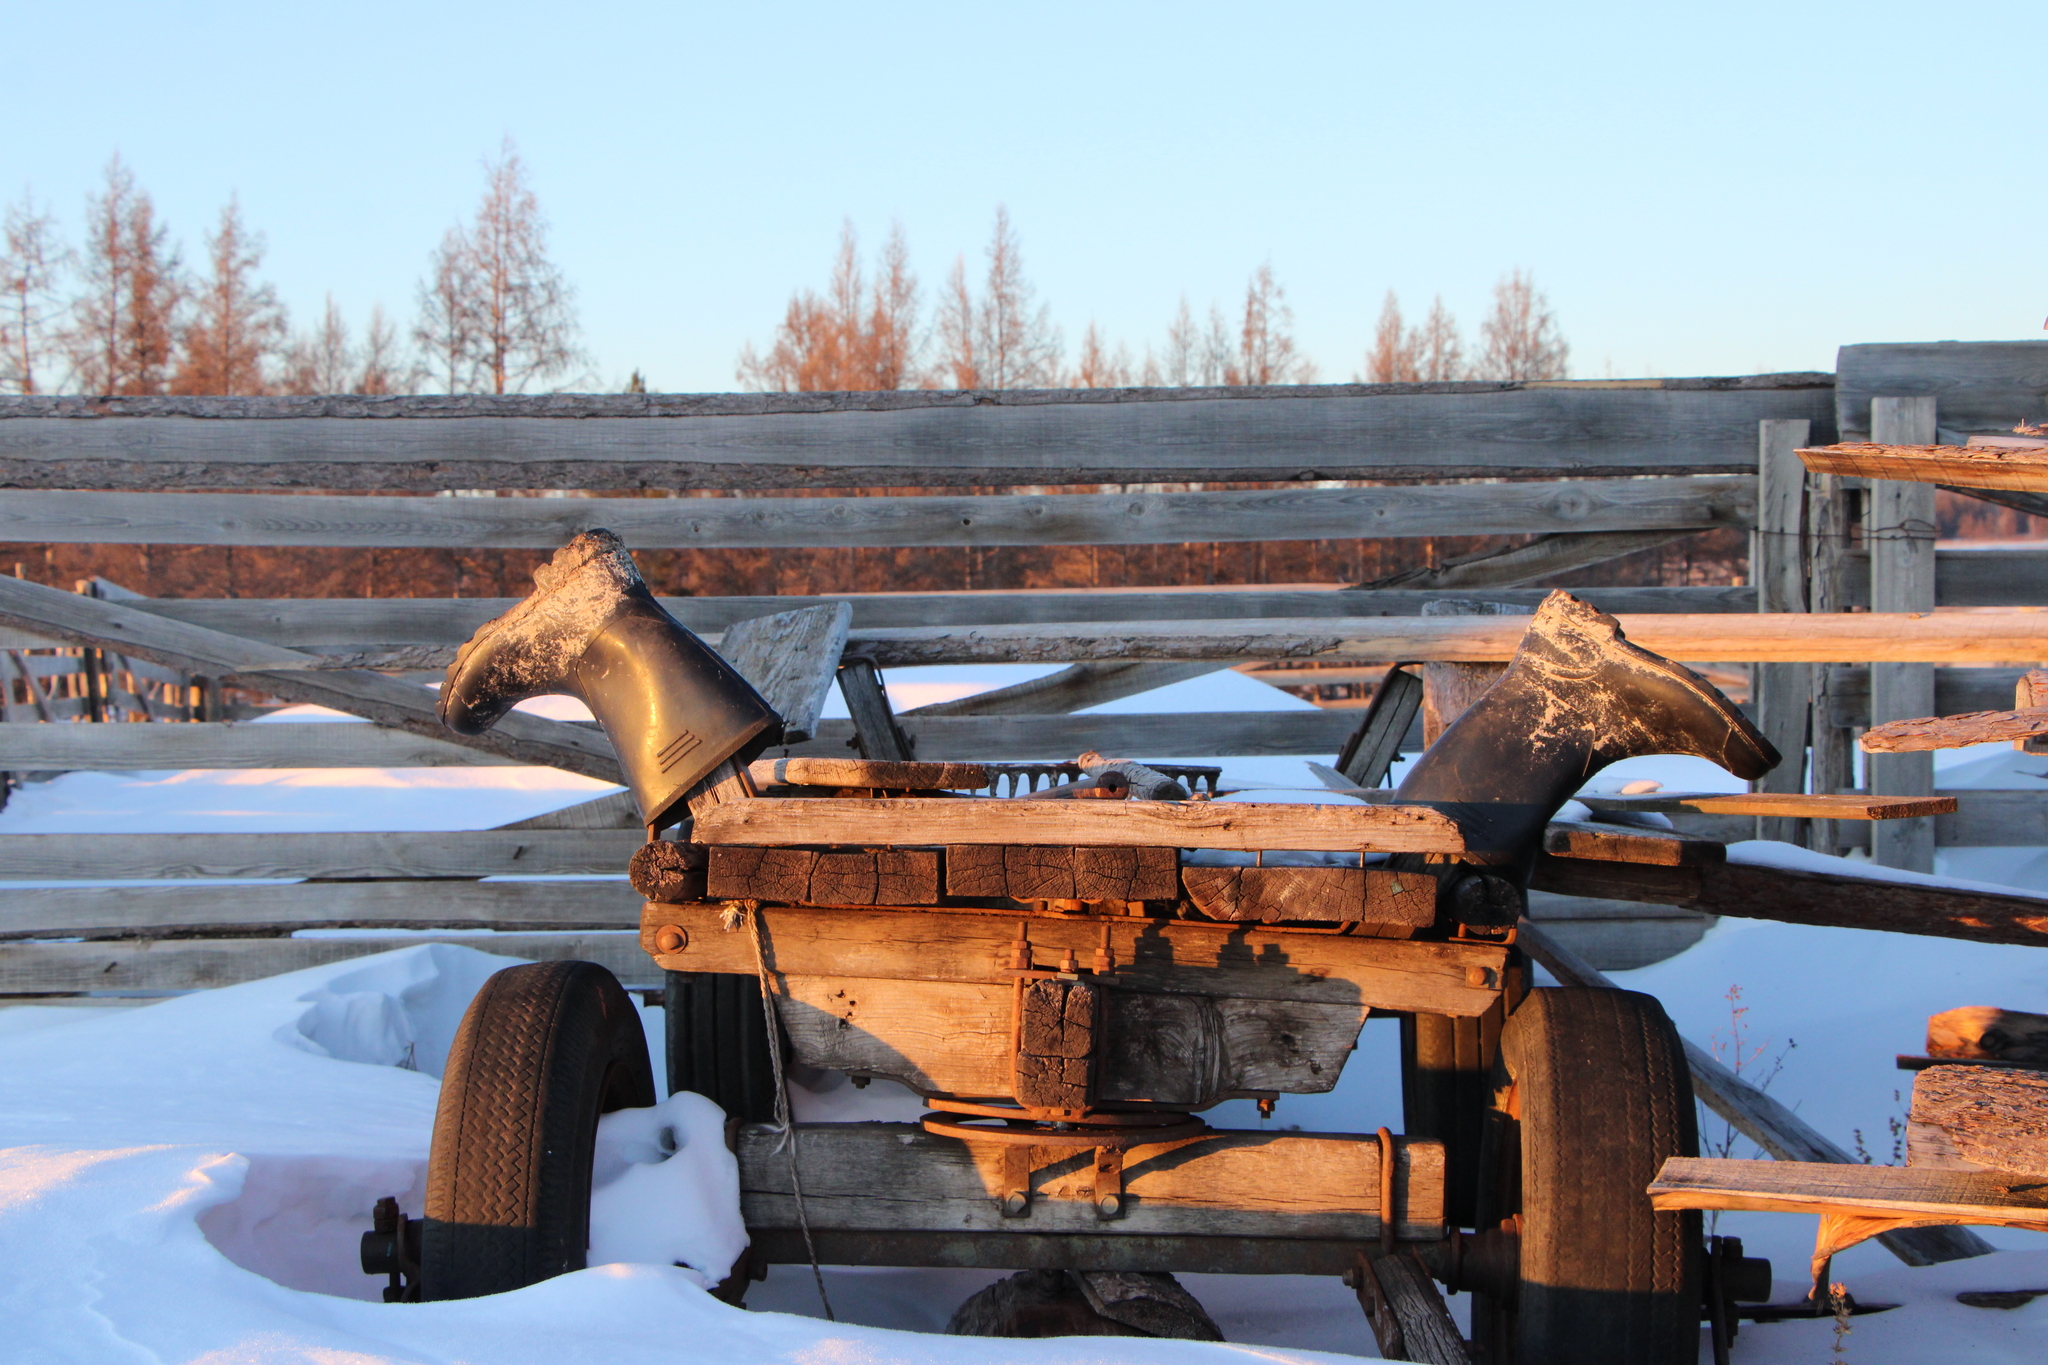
[418,960,655,1301]
[1469,988,1700,1365]
[664,970,779,1123]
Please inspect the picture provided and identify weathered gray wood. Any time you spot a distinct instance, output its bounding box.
[493,790,638,829]
[0,829,641,882]
[1837,341,2048,439]
[1869,398,1940,872]
[738,1121,1448,1241]
[643,900,1509,1014]
[1519,918,1994,1265]
[0,877,640,940]
[1650,1157,2048,1233]
[1357,1250,1475,1365]
[834,658,913,761]
[0,478,1759,547]
[715,602,848,743]
[1824,666,2030,729]
[0,380,1838,489]
[1335,666,1424,788]
[1910,1065,2048,1177]
[1806,458,1857,855]
[0,574,621,780]
[0,720,533,768]
[0,931,651,993]
[1352,527,1693,592]
[903,662,1225,717]
[1753,419,1813,841]
[692,795,1465,854]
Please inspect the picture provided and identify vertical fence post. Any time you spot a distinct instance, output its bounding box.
[1805,463,1856,857]
[1868,396,1938,871]
[1751,419,1812,843]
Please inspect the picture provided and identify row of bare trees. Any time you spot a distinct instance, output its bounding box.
[739,209,1325,392]
[0,143,581,397]
[736,211,1571,392]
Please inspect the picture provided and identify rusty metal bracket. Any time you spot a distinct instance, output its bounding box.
[1001,1144,1032,1218]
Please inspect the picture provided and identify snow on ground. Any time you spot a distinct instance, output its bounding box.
[8,665,2048,1360]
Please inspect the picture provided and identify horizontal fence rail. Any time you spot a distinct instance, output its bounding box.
[0,477,1758,548]
[0,379,1838,490]
[0,829,643,881]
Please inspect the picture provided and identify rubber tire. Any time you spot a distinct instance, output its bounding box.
[663,970,779,1124]
[1471,988,1700,1365]
[1400,1011,1493,1228]
[419,960,655,1301]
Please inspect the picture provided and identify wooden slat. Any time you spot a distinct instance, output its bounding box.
[1861,708,2048,752]
[902,662,1226,718]
[740,1122,1447,1242]
[690,796,1466,854]
[0,478,1758,547]
[0,931,651,993]
[0,381,1838,489]
[0,877,640,940]
[716,603,849,744]
[0,829,642,881]
[1800,442,2048,492]
[0,721,535,768]
[1572,792,1955,820]
[1752,418,1812,842]
[1836,341,2048,440]
[1825,666,2032,728]
[642,900,1509,1014]
[1649,1157,2048,1229]
[0,574,621,780]
[747,758,991,790]
[1541,820,1724,867]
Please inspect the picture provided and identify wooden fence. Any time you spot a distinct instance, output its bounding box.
[2,355,2047,993]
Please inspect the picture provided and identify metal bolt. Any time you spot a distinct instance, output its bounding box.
[1001,1191,1029,1217]
[1096,1193,1122,1218]
[653,924,688,954]
[1465,965,1493,988]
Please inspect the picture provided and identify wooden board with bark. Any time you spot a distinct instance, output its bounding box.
[1799,441,2048,492]
[1908,1064,2048,1177]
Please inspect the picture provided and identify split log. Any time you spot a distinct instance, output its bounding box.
[705,845,941,905]
[1928,1007,2048,1066]
[1909,1065,2048,1177]
[1799,442,2048,492]
[1077,754,1189,801]
[1180,865,1437,925]
[944,845,1179,901]
[1355,1250,1475,1365]
[694,796,1466,854]
[747,757,990,790]
[1861,708,2048,753]
[628,840,708,903]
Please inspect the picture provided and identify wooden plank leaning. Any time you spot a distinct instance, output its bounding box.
[1516,918,1992,1266]
[0,574,622,781]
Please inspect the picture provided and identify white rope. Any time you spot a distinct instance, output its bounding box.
[744,904,835,1322]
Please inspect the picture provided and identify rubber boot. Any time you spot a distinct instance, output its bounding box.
[439,530,780,830]
[1394,590,1778,888]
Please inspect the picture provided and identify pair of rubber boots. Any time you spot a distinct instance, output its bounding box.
[439,531,1778,870]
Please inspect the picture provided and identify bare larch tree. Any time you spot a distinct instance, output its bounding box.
[1365,291,1419,382]
[737,221,922,391]
[1226,264,1315,385]
[935,206,1061,389]
[1,193,69,394]
[173,196,287,395]
[63,156,183,395]
[1072,322,1133,387]
[279,296,355,394]
[1474,268,1568,381]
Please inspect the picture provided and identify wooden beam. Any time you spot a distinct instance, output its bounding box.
[1867,399,1940,872]
[689,796,1466,854]
[0,720,534,768]
[1835,341,2048,439]
[835,659,914,761]
[1540,820,1725,867]
[0,877,641,940]
[0,477,1759,547]
[1752,418,1813,842]
[1352,527,1693,592]
[739,1121,1447,1242]
[747,758,991,790]
[1519,919,1994,1266]
[0,574,621,780]
[902,662,1225,718]
[1823,666,2031,728]
[1862,708,2048,752]
[1572,792,1954,820]
[0,829,641,882]
[0,380,1838,489]
[0,931,651,994]
[1649,1157,2048,1232]
[1800,442,2048,492]
[642,901,1509,1014]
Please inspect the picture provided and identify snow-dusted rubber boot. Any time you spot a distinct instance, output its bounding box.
[439,530,779,830]
[1395,589,1777,885]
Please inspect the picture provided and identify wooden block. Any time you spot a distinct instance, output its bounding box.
[707,846,814,903]
[874,848,941,904]
[1007,846,1078,901]
[1929,1006,2048,1066]
[1015,1052,1092,1109]
[1365,869,1438,926]
[1016,978,1097,1108]
[1541,820,1726,867]
[1072,846,1178,901]
[809,850,879,905]
[1182,865,1438,926]
[627,840,707,904]
[1911,1064,2048,1177]
[944,845,1009,898]
[749,757,990,791]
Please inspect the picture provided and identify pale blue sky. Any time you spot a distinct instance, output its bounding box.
[5,0,2041,391]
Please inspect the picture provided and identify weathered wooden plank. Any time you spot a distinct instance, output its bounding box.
[692,796,1465,854]
[0,878,640,940]
[739,1121,1448,1241]
[0,380,1838,489]
[1836,341,2048,439]
[715,603,848,744]
[1357,1249,1474,1365]
[1868,399,1940,873]
[1649,1156,2048,1229]
[0,720,535,769]
[1571,792,1954,820]
[747,757,990,790]
[0,478,1759,547]
[1862,708,2048,752]
[641,900,1510,1014]
[903,662,1227,718]
[0,829,641,881]
[1823,665,2030,728]
[1753,418,1812,841]
[835,658,913,761]
[0,574,621,780]
[1801,442,2048,492]
[1910,1065,2048,1177]
[0,931,651,993]
[1540,820,1725,867]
